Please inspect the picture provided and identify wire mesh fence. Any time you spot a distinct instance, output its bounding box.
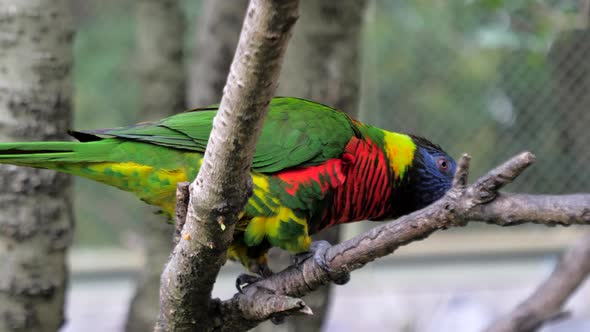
[359,0,590,195]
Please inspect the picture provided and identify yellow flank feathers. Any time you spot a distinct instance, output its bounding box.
[250,174,272,213]
[245,173,312,253]
[245,218,267,245]
[227,242,250,268]
[79,162,188,214]
[252,173,270,191]
[227,241,270,273]
[382,132,416,179]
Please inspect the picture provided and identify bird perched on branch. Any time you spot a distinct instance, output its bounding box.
[0,97,455,286]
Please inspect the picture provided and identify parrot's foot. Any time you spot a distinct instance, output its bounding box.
[235,273,263,294]
[270,316,286,325]
[235,262,274,293]
[293,240,350,285]
[235,271,287,325]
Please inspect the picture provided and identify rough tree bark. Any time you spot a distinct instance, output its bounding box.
[125,1,185,331]
[188,0,248,106]
[0,1,74,331]
[254,1,368,331]
[278,0,368,112]
[155,0,300,331]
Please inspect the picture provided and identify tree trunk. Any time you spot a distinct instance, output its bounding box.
[253,1,367,331]
[188,0,248,106]
[278,0,367,114]
[0,1,74,332]
[125,1,185,331]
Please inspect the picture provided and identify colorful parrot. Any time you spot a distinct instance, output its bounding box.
[0,97,456,283]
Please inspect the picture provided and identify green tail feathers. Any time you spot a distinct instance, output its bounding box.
[0,141,77,166]
[0,140,115,169]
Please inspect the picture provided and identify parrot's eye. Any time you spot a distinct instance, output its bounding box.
[436,157,449,172]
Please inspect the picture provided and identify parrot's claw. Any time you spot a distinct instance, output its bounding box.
[270,316,286,325]
[293,240,350,285]
[235,273,263,293]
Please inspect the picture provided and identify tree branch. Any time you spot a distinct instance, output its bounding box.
[484,231,590,332]
[155,1,299,331]
[204,152,590,331]
[173,182,190,246]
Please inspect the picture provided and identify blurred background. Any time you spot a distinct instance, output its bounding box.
[61,0,589,331]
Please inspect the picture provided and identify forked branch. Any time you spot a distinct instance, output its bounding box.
[205,152,590,331]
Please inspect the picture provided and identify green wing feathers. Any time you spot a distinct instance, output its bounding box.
[71,97,357,173]
[250,98,357,172]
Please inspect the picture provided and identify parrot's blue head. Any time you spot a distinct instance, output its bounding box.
[408,136,456,210]
[381,135,456,220]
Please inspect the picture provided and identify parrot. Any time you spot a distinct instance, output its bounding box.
[0,97,456,284]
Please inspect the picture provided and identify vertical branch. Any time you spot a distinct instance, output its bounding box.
[0,1,74,331]
[135,0,185,121]
[173,182,190,245]
[278,0,368,115]
[155,1,300,331]
[126,1,186,331]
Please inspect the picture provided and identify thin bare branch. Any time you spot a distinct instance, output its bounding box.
[452,153,471,189]
[470,152,536,204]
[467,193,590,227]
[484,232,590,332]
[203,152,590,331]
[173,182,190,245]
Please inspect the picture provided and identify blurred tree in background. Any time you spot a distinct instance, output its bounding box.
[124,0,185,331]
[188,0,248,106]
